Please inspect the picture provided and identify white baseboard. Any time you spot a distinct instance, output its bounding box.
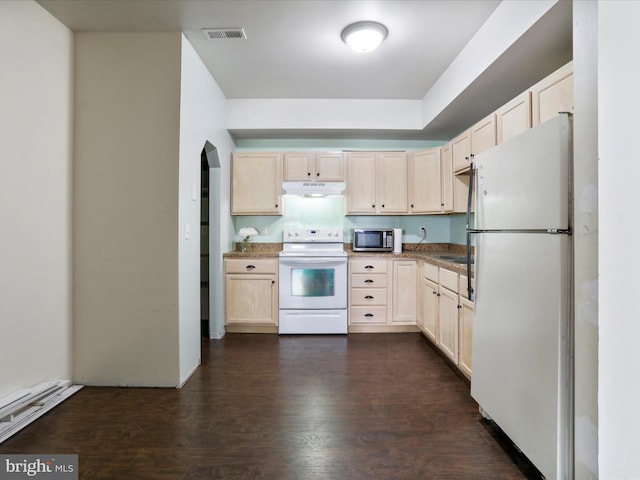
[0,381,83,443]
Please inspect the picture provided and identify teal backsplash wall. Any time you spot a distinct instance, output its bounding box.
[232,196,469,246]
[231,139,467,247]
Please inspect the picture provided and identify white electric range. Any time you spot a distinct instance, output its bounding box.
[278,228,348,334]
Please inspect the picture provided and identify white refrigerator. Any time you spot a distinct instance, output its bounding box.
[468,113,573,479]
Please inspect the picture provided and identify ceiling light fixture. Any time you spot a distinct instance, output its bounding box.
[341,21,388,53]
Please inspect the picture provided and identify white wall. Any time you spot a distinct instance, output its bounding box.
[178,36,235,379]
[420,0,557,127]
[73,33,183,386]
[0,2,73,398]
[598,1,640,477]
[573,1,599,477]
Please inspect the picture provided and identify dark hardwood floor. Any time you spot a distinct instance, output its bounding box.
[0,333,541,479]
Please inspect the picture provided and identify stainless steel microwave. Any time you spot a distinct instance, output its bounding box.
[352,229,394,252]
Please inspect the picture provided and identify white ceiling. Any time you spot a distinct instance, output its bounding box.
[36,0,572,139]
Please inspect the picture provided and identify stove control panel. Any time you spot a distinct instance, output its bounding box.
[283,228,344,243]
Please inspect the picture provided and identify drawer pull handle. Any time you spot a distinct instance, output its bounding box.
[246,265,256,270]
[364,313,374,317]
[364,265,374,269]
[364,279,374,283]
[364,295,374,299]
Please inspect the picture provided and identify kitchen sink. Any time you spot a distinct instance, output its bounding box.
[431,254,474,265]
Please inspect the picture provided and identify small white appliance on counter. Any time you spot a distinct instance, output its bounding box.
[278,227,348,334]
[393,228,403,253]
[467,113,573,479]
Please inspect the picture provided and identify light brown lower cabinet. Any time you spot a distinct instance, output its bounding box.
[438,286,459,364]
[417,264,474,380]
[224,258,278,331]
[458,296,474,379]
[392,260,417,324]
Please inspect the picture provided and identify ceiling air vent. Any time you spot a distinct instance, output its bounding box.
[202,28,246,40]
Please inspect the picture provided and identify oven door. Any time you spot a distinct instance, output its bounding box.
[279,256,347,310]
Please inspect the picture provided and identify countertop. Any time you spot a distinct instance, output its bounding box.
[224,242,474,276]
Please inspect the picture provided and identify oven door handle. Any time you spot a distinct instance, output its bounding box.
[279,258,346,267]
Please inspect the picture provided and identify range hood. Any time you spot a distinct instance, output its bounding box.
[282,181,346,197]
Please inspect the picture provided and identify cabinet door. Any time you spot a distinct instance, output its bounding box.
[225,273,277,325]
[470,113,496,156]
[438,287,459,364]
[453,172,474,214]
[232,152,282,215]
[423,277,439,343]
[283,152,314,181]
[408,148,442,214]
[315,153,345,181]
[452,130,471,173]
[346,152,376,214]
[377,152,408,214]
[496,91,532,144]
[441,143,454,213]
[458,296,474,379]
[532,61,573,126]
[392,260,417,324]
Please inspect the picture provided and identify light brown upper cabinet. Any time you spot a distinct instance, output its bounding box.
[408,147,441,214]
[453,113,496,173]
[346,151,408,215]
[451,129,471,174]
[231,152,282,215]
[496,90,532,144]
[283,152,345,182]
[531,61,574,126]
[441,143,454,213]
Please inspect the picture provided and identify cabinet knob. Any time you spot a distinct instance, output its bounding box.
[381,204,385,208]
[275,204,278,208]
[272,280,275,284]
[316,172,320,177]
[372,204,375,208]
[432,291,437,295]
[457,304,462,309]
[246,265,256,270]
[411,204,414,208]
[307,172,311,176]
[437,293,441,297]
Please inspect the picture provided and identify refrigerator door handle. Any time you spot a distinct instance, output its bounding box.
[466,162,475,301]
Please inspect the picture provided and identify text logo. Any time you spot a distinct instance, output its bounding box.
[0,455,77,479]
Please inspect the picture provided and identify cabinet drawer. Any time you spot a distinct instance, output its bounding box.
[439,268,458,292]
[459,274,475,299]
[350,288,387,306]
[423,262,439,282]
[350,273,388,288]
[225,258,277,275]
[350,306,388,324]
[350,259,388,274]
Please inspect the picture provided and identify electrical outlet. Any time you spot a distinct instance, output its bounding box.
[419,227,426,237]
